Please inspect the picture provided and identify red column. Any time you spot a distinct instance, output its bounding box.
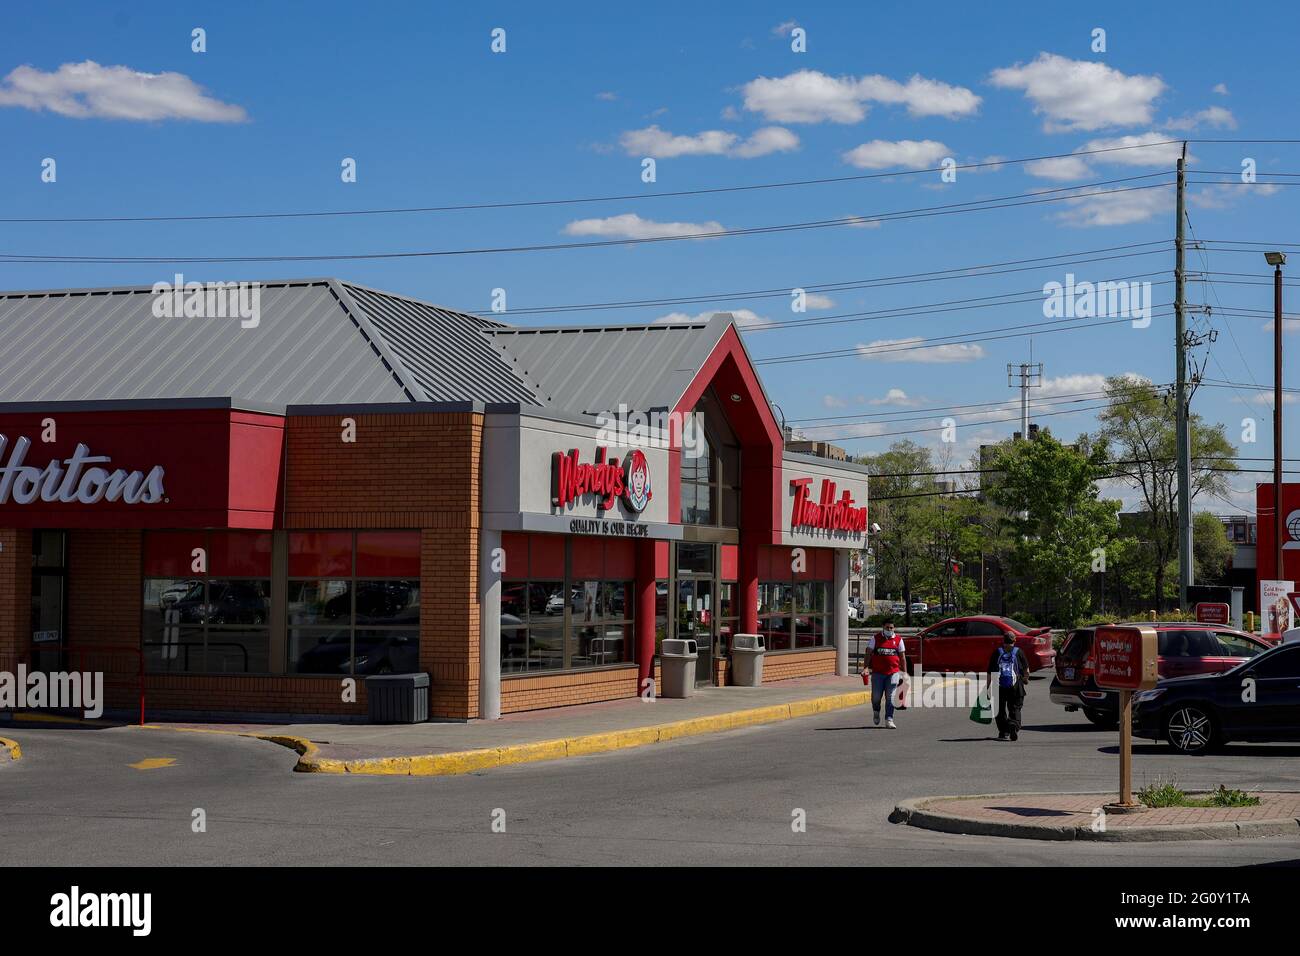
[739,534,759,634]
[635,538,657,693]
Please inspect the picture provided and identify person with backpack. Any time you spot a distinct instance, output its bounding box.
[863,619,906,729]
[986,632,1030,741]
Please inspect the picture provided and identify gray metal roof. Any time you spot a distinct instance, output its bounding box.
[0,279,542,408]
[487,314,732,415]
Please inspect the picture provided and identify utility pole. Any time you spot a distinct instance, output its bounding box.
[1265,251,1287,580]
[1175,143,1193,611]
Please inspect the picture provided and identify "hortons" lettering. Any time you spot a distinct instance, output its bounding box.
[0,435,166,506]
[790,477,867,533]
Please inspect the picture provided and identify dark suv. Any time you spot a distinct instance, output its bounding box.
[1050,623,1270,728]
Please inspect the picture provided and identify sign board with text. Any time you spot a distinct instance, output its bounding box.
[1093,625,1158,691]
[1260,580,1295,636]
[1194,602,1231,625]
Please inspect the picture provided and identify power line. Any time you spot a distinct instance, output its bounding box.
[470,242,1169,317]
[0,141,1187,226]
[0,178,1176,265]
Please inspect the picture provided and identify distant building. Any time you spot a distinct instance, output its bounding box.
[785,439,847,461]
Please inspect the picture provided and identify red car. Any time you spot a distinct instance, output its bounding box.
[910,616,1055,674]
[1050,622,1271,726]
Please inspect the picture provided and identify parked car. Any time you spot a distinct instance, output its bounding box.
[910,616,1055,674]
[889,602,907,615]
[1051,623,1271,727]
[909,601,929,614]
[1134,641,1300,753]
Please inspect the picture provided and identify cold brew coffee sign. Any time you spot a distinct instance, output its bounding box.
[0,434,166,506]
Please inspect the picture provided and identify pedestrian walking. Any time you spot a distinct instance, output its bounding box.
[986,632,1029,741]
[863,618,906,729]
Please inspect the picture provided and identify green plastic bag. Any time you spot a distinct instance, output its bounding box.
[969,691,992,725]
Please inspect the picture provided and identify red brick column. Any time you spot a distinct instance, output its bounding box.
[0,529,30,669]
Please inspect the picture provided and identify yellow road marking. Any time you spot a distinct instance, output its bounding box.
[128,757,177,770]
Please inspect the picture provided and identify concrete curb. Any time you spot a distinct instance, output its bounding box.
[0,735,22,762]
[890,792,1300,842]
[258,690,874,776]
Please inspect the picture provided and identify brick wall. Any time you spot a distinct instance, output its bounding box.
[501,665,639,714]
[762,648,836,682]
[0,528,30,671]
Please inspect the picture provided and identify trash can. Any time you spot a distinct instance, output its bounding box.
[366,672,430,723]
[660,638,698,698]
[731,634,765,686]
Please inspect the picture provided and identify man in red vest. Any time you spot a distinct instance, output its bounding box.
[864,618,906,728]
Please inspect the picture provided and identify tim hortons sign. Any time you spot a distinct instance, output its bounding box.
[552,447,652,514]
[790,477,868,532]
[0,434,166,505]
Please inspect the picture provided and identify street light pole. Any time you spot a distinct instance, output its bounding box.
[1266,252,1287,580]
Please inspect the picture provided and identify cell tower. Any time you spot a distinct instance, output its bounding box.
[1007,347,1043,438]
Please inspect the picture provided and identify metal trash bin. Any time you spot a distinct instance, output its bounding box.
[660,638,698,698]
[366,672,430,724]
[730,634,765,686]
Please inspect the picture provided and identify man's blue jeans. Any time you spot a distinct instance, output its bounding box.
[871,672,897,720]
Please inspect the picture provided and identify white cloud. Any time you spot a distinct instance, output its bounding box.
[619,124,798,159]
[1025,155,1093,181]
[1189,180,1281,211]
[856,337,986,363]
[844,215,883,229]
[796,422,889,440]
[1213,83,1229,96]
[730,126,800,158]
[1262,317,1300,333]
[564,213,724,239]
[803,292,835,309]
[720,105,740,121]
[596,91,618,101]
[772,20,799,36]
[740,69,979,124]
[822,394,848,408]
[1037,373,1108,397]
[1163,105,1236,131]
[868,388,916,406]
[842,138,951,170]
[1247,392,1298,406]
[988,53,1165,132]
[1079,132,1187,166]
[0,60,247,122]
[1055,184,1172,227]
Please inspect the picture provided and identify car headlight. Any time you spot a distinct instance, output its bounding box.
[1132,688,1165,704]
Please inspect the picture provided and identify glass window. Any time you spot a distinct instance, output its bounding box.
[286,531,421,676]
[1250,647,1300,679]
[1216,632,1264,659]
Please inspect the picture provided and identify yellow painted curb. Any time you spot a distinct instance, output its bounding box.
[261,687,878,777]
[1,735,22,762]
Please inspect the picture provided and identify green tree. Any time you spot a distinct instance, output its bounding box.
[860,441,936,625]
[1096,376,1238,610]
[1193,510,1233,585]
[985,431,1121,627]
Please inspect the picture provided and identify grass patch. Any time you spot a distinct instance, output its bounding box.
[1137,776,1261,809]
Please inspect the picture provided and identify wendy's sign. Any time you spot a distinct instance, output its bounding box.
[0,434,165,505]
[1093,625,1158,691]
[790,477,868,533]
[552,446,653,514]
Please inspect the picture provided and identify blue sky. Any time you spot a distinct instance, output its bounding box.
[2,1,1298,514]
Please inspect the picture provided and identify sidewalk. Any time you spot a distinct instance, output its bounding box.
[891,791,1300,842]
[139,674,873,776]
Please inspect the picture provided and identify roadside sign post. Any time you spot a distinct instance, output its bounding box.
[1093,625,1158,809]
[1193,602,1230,626]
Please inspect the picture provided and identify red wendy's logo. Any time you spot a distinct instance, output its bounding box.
[622,449,652,513]
[552,447,652,514]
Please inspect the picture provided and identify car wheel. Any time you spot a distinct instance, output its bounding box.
[1083,707,1118,729]
[1165,705,1218,754]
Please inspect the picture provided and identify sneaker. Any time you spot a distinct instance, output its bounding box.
[997,733,1009,741]
[873,712,881,726]
[1010,731,1019,741]
[886,718,897,729]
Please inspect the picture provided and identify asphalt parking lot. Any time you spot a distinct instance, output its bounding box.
[2,680,1298,866]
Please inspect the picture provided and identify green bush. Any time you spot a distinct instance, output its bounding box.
[1138,776,1260,808]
